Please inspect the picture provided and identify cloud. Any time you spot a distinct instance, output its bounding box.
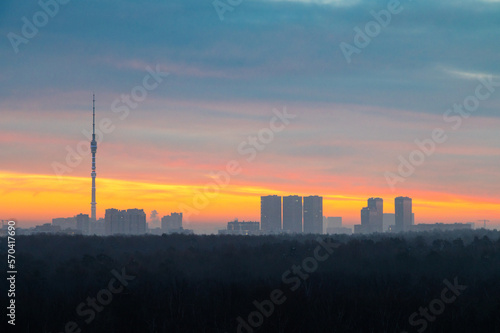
[439,66,500,80]
[259,0,361,6]
[1,0,500,225]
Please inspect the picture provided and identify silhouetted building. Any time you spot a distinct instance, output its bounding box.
[219,219,260,235]
[128,209,147,235]
[283,195,302,233]
[105,208,147,235]
[325,216,342,228]
[52,217,76,230]
[261,195,282,233]
[395,197,412,232]
[76,213,90,235]
[355,198,383,234]
[361,207,371,226]
[368,197,383,233]
[356,207,374,234]
[325,216,346,234]
[303,195,323,234]
[161,213,183,232]
[410,223,471,232]
[357,198,383,233]
[324,216,351,235]
[90,217,105,236]
[354,224,369,234]
[33,223,62,234]
[105,209,125,235]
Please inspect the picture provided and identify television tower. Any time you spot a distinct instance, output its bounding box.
[91,94,97,222]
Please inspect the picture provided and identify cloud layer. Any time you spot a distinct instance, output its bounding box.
[1,0,499,226]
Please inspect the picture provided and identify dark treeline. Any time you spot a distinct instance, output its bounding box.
[1,230,500,333]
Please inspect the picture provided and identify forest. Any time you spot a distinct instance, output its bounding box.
[1,229,499,333]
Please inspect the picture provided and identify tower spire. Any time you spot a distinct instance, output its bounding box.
[91,94,97,222]
[92,93,95,139]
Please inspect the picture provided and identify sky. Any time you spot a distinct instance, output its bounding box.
[1,0,499,230]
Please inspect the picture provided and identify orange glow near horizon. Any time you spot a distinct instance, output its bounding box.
[2,170,500,229]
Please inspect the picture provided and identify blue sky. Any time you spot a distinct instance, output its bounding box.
[1,0,499,107]
[1,0,500,225]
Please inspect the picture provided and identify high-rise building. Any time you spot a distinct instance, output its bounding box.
[260,195,282,233]
[76,213,90,235]
[367,197,383,233]
[356,198,383,234]
[283,195,302,233]
[161,212,183,232]
[127,209,147,235]
[395,196,412,232]
[105,208,124,235]
[105,208,147,235]
[357,207,376,234]
[360,207,371,226]
[303,195,323,234]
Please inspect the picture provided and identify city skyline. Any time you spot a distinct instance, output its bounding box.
[4,182,498,229]
[31,193,480,235]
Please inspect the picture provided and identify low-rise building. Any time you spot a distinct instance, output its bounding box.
[219,219,261,235]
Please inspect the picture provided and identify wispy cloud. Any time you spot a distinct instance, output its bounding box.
[439,66,499,80]
[260,0,361,6]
